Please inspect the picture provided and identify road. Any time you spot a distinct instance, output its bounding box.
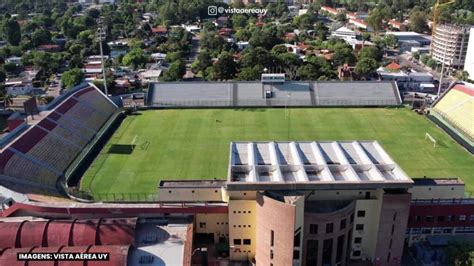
[184,34,201,80]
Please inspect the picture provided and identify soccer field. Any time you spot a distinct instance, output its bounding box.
[81,108,474,196]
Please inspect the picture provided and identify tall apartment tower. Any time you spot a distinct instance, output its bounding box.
[431,24,471,69]
[464,27,474,79]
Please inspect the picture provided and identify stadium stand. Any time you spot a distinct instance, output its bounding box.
[0,83,119,195]
[430,83,474,153]
[148,81,402,107]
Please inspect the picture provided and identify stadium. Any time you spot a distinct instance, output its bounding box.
[0,79,473,265]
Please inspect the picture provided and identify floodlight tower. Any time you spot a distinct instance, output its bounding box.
[96,18,108,96]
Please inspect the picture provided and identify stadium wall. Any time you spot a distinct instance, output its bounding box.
[427,114,474,153]
[64,110,125,191]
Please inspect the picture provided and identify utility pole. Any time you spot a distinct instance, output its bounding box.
[96,18,108,96]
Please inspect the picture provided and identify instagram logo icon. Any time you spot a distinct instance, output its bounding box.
[208,6,218,15]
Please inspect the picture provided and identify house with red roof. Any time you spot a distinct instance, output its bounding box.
[320,6,339,16]
[151,26,168,36]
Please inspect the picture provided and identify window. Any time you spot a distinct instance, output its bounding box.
[294,232,301,247]
[387,252,391,263]
[340,219,346,230]
[243,239,251,245]
[310,224,318,234]
[426,216,433,222]
[356,224,364,231]
[293,250,300,260]
[455,227,474,234]
[437,216,445,222]
[443,228,453,234]
[470,215,474,221]
[448,215,456,221]
[354,237,362,244]
[352,250,361,257]
[199,222,206,228]
[393,212,397,221]
[415,216,422,222]
[350,213,354,223]
[459,215,466,221]
[421,228,431,234]
[391,224,395,235]
[389,239,393,249]
[433,227,443,234]
[270,230,274,247]
[357,210,366,217]
[270,249,274,259]
[234,239,242,245]
[326,223,334,234]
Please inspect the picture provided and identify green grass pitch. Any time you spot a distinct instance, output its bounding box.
[80,108,474,196]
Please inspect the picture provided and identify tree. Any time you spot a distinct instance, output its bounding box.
[420,54,430,65]
[122,48,148,69]
[412,52,420,61]
[314,22,329,41]
[232,14,248,29]
[366,9,384,32]
[426,58,438,69]
[335,13,347,23]
[31,28,52,47]
[445,241,474,266]
[359,46,383,61]
[297,64,320,80]
[213,52,237,80]
[384,34,398,49]
[237,65,263,81]
[165,51,183,63]
[294,13,316,31]
[61,68,84,89]
[354,58,378,75]
[162,60,186,81]
[409,11,429,33]
[2,18,21,46]
[271,44,288,56]
[333,46,357,66]
[191,51,212,74]
[455,70,470,81]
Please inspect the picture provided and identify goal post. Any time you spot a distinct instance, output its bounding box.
[425,133,437,148]
[131,135,138,151]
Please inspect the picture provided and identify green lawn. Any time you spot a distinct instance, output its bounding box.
[81,108,474,196]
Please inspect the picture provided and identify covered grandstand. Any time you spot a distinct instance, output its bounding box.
[148,80,402,107]
[0,216,193,266]
[430,83,474,153]
[0,83,120,195]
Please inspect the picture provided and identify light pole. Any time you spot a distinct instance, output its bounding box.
[286,92,291,141]
[96,18,108,96]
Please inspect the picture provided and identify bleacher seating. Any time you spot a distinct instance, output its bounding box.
[432,84,474,140]
[0,84,119,192]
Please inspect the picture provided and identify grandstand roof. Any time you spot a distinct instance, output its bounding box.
[148,81,401,107]
[227,141,413,190]
[0,218,137,249]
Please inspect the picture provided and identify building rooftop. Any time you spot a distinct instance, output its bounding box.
[227,141,413,190]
